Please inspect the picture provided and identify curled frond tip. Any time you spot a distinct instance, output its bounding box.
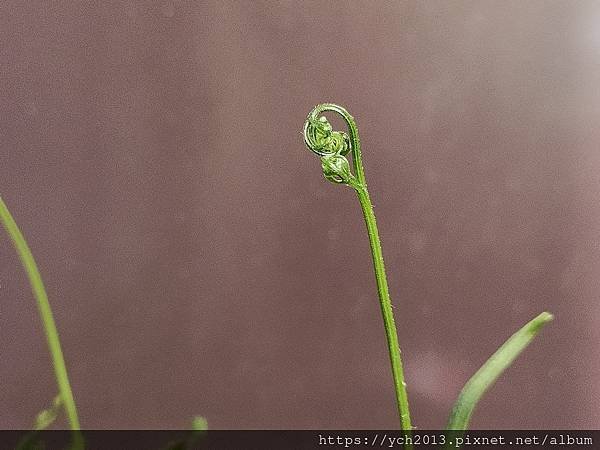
[303,103,361,187]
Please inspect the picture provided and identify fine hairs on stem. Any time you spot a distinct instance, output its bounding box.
[302,104,552,443]
[0,197,83,449]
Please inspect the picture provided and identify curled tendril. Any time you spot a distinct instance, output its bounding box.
[303,103,364,189]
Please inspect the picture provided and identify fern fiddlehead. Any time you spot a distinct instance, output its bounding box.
[303,104,412,434]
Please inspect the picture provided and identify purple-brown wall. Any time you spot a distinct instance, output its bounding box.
[1,1,598,429]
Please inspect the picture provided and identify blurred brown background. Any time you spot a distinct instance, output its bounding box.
[1,1,599,429]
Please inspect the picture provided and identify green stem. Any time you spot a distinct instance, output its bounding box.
[303,104,412,436]
[355,184,412,433]
[0,196,81,431]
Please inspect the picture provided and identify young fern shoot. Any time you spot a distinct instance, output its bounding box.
[303,104,412,433]
[302,104,553,440]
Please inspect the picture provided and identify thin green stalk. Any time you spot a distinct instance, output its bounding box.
[355,185,412,431]
[303,104,412,434]
[0,196,81,431]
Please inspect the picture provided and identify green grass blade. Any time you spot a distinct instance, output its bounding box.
[447,311,553,431]
[191,416,208,431]
[15,395,64,450]
[0,196,81,432]
[162,416,208,450]
[34,394,63,431]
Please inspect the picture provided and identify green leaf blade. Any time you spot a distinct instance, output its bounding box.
[34,395,63,431]
[191,416,208,431]
[0,196,81,435]
[447,311,553,431]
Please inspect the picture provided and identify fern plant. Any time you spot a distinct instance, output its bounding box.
[302,103,553,445]
[0,103,553,448]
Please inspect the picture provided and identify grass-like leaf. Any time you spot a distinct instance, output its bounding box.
[34,395,63,431]
[191,416,208,431]
[162,416,208,450]
[447,311,553,432]
[0,197,83,449]
[15,395,63,450]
